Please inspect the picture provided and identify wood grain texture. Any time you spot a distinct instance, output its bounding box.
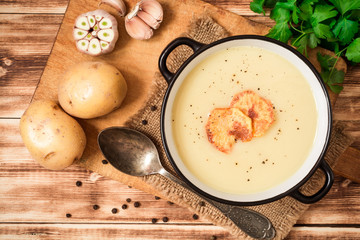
[333,147,360,183]
[285,227,360,239]
[1,120,360,225]
[0,224,236,240]
[1,224,360,240]
[0,14,63,118]
[0,0,68,14]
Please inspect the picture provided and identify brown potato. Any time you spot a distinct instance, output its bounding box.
[58,61,127,119]
[20,100,86,170]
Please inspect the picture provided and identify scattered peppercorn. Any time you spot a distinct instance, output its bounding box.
[162,217,169,222]
[128,186,132,188]
[192,214,199,220]
[122,204,128,210]
[167,201,174,205]
[134,202,140,208]
[111,208,118,214]
[211,235,217,240]
[76,181,82,187]
[102,159,108,164]
[150,105,157,111]
[126,198,131,203]
[93,205,100,210]
[199,201,205,207]
[66,213,72,218]
[151,218,158,224]
[141,120,148,125]
[155,196,161,200]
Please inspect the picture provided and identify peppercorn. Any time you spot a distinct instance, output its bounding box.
[102,159,108,164]
[76,181,82,187]
[93,205,100,210]
[111,208,118,214]
[162,217,169,222]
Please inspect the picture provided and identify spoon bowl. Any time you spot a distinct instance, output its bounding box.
[98,127,162,176]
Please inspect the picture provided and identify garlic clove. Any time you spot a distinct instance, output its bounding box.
[76,40,89,52]
[87,15,96,28]
[93,23,100,32]
[138,0,163,23]
[75,16,90,30]
[88,39,102,55]
[137,10,161,30]
[98,29,115,42]
[99,0,126,17]
[99,18,113,29]
[73,29,88,40]
[95,15,103,22]
[125,16,153,40]
[85,33,93,40]
[100,40,110,50]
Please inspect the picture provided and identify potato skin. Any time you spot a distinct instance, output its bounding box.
[58,61,127,119]
[20,100,86,170]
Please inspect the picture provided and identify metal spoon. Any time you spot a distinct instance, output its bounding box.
[98,127,276,239]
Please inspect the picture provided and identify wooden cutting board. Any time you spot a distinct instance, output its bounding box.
[32,0,352,194]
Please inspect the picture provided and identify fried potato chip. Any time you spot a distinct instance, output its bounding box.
[205,108,253,153]
[230,90,275,137]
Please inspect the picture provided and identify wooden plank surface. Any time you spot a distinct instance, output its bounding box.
[1,120,360,224]
[1,0,360,239]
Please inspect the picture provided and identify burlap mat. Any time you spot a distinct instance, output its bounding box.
[124,17,353,239]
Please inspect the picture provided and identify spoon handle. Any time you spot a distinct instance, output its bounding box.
[159,169,276,239]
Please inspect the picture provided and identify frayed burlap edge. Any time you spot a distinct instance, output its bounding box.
[124,16,354,240]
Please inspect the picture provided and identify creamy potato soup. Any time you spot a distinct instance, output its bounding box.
[171,46,318,194]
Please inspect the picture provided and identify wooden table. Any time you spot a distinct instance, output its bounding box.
[1,0,359,239]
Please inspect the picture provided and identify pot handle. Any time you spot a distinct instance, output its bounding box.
[159,37,205,84]
[290,160,334,204]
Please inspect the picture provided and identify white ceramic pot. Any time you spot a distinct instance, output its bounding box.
[159,36,333,205]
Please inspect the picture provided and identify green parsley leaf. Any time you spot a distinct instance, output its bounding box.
[327,68,345,85]
[313,23,334,39]
[274,0,300,24]
[328,0,360,15]
[317,52,345,94]
[308,33,320,48]
[345,38,360,62]
[333,17,359,44]
[299,3,312,21]
[270,5,291,22]
[317,52,336,69]
[328,84,344,94]
[292,34,309,55]
[250,0,266,15]
[264,0,277,8]
[266,22,293,42]
[311,4,338,25]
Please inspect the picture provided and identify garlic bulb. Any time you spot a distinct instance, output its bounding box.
[125,0,163,40]
[73,9,119,56]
